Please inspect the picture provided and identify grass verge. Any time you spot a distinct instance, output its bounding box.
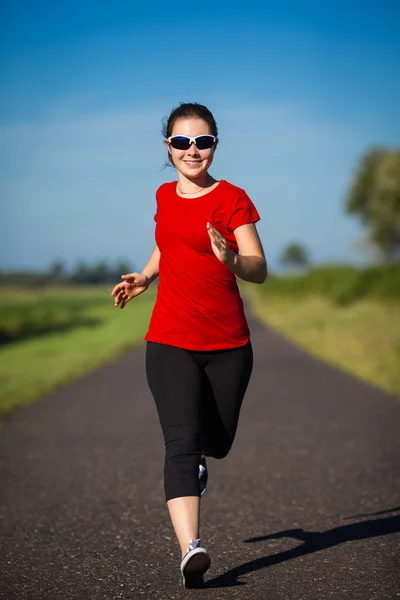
[0,287,155,417]
[245,286,400,397]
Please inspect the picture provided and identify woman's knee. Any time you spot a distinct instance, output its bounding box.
[205,436,234,460]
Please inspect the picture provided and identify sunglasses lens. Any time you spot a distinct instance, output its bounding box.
[195,136,215,150]
[170,136,191,150]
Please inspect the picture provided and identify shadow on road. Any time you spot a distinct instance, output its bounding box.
[204,510,400,588]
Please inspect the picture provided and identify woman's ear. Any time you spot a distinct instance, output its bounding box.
[164,139,173,166]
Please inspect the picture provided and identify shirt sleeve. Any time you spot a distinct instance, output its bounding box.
[227,190,261,233]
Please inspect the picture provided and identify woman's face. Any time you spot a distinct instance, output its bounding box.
[166,117,217,180]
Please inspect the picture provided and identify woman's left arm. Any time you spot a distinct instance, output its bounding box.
[206,222,268,284]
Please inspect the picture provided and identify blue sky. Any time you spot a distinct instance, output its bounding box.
[1,0,399,273]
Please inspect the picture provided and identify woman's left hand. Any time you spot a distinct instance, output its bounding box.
[206,222,235,265]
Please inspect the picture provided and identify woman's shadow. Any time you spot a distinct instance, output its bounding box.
[204,507,400,588]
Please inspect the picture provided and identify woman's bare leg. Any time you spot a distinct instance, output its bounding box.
[167,496,200,558]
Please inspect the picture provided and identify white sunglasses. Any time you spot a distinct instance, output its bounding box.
[167,135,217,150]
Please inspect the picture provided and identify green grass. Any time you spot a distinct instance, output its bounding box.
[0,286,155,417]
[245,286,400,397]
[0,293,108,343]
[261,264,400,305]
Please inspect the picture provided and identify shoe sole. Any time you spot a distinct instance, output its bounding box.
[200,477,207,496]
[199,459,208,497]
[181,548,211,588]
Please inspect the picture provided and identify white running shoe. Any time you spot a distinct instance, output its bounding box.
[199,455,208,497]
[180,538,211,588]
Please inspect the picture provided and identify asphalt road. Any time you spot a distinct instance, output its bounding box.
[1,310,400,600]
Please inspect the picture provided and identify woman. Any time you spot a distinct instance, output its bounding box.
[111,102,267,588]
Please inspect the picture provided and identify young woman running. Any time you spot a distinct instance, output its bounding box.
[111,102,267,588]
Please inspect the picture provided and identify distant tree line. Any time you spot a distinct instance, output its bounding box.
[0,260,134,286]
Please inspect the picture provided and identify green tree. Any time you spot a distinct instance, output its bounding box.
[48,260,65,283]
[280,242,310,269]
[115,261,132,276]
[346,147,400,262]
[71,261,89,284]
[90,261,109,283]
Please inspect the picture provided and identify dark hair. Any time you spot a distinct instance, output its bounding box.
[162,102,218,167]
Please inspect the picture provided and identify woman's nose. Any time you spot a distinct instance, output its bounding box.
[187,141,200,154]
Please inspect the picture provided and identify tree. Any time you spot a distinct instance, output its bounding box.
[47,260,65,283]
[115,261,132,277]
[90,261,109,284]
[345,147,400,262]
[280,242,310,270]
[71,261,89,284]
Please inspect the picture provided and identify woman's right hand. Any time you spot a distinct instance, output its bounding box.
[111,273,150,309]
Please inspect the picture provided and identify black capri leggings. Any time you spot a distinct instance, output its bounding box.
[145,340,253,501]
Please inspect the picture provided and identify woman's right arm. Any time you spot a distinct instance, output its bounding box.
[111,245,161,308]
[141,244,161,285]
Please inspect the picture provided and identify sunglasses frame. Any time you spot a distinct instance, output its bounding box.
[166,135,217,150]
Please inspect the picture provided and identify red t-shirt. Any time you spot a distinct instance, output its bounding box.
[145,179,261,350]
